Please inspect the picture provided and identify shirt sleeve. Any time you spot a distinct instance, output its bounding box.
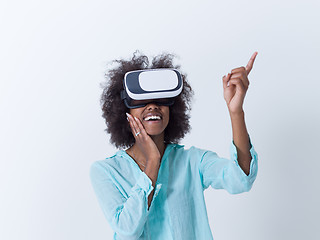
[90,161,154,239]
[198,138,258,194]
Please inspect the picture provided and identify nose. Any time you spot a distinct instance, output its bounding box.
[146,102,160,110]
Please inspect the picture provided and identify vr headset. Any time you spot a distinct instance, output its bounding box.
[120,68,183,109]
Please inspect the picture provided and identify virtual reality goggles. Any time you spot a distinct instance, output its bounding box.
[120,68,183,109]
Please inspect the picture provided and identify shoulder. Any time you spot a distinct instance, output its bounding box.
[169,143,218,160]
[172,143,212,154]
[89,150,127,178]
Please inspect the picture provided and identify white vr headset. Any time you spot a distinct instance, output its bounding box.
[120,68,183,108]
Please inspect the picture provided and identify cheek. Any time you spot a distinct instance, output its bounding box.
[165,112,170,124]
[129,109,141,118]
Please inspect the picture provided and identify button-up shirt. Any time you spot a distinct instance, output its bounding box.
[90,141,258,239]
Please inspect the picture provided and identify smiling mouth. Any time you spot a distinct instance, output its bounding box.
[144,115,161,121]
[143,114,163,122]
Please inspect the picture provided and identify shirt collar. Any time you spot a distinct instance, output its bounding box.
[116,143,184,161]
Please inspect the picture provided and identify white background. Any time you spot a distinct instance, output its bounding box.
[1,0,319,239]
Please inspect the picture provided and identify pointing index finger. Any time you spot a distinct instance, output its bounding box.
[246,51,258,75]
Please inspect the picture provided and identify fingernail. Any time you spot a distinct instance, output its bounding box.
[126,117,129,122]
[134,117,138,121]
[126,112,130,118]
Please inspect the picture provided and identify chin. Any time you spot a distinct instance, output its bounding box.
[146,131,162,136]
[145,129,165,137]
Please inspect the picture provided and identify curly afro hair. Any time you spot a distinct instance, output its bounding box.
[100,50,194,149]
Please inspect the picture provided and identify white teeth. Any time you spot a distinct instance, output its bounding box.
[144,115,161,121]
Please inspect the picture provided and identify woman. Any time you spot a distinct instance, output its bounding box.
[90,51,258,240]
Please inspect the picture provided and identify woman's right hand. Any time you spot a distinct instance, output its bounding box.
[126,113,161,163]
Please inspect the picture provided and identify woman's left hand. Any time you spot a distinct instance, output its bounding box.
[222,52,258,114]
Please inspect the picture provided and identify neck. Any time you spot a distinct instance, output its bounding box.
[150,134,166,158]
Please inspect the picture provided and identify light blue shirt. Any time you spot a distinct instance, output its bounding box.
[90,141,258,239]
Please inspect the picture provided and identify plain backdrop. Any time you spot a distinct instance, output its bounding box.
[1,0,319,239]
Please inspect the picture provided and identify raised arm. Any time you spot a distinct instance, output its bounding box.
[222,52,258,175]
